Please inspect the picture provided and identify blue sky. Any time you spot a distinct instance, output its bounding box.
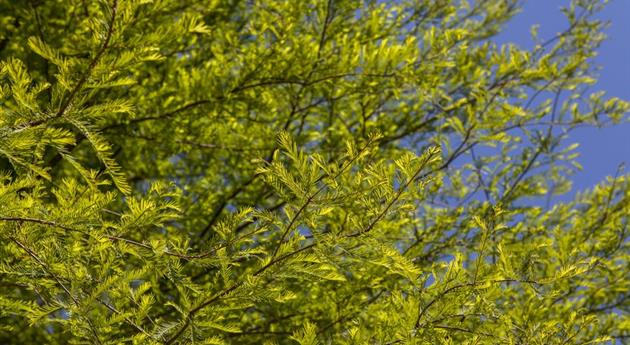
[499,0,630,199]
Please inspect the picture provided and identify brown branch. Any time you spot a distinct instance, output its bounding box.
[317,0,334,60]
[101,100,212,131]
[95,297,158,341]
[11,0,119,131]
[432,324,498,339]
[415,279,542,328]
[164,243,316,344]
[9,236,104,344]
[9,237,78,305]
[0,216,74,231]
[0,216,212,260]
[270,135,377,257]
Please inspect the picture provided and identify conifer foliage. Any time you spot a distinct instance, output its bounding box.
[1,0,629,344]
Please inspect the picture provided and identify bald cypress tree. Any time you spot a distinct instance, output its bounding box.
[1,0,629,344]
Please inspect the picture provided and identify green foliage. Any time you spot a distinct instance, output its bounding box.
[0,0,629,344]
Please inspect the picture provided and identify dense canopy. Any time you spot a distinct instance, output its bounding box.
[0,0,629,344]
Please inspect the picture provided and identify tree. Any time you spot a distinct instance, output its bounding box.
[0,0,628,343]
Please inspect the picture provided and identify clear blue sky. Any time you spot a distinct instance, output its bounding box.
[499,0,630,200]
